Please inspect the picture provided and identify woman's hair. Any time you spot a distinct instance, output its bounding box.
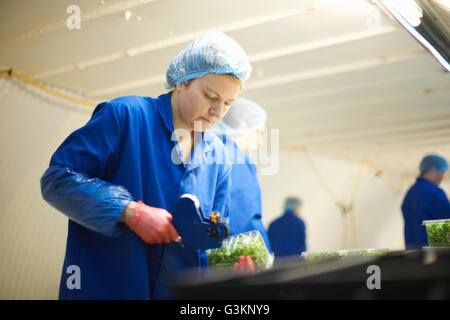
[177,73,242,89]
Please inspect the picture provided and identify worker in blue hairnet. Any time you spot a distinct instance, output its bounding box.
[209,98,271,253]
[268,197,306,260]
[40,32,252,299]
[401,154,450,249]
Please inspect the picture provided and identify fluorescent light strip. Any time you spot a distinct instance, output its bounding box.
[379,0,449,72]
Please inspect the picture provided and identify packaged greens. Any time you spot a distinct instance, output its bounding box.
[302,248,388,263]
[423,219,450,247]
[206,230,273,273]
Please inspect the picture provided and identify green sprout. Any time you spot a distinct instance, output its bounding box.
[206,230,272,273]
[425,221,450,247]
[303,248,388,263]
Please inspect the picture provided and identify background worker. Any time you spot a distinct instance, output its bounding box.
[401,154,450,249]
[268,196,307,260]
[210,97,271,251]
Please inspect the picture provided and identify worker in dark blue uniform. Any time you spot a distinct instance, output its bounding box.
[268,197,306,259]
[401,154,450,249]
[40,32,252,299]
[210,98,271,251]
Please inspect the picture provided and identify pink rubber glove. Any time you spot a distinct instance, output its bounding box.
[233,256,256,274]
[126,201,179,244]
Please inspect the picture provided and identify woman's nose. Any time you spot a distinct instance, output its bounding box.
[209,102,224,118]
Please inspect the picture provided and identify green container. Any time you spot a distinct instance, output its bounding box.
[423,219,450,247]
[302,248,388,263]
[206,230,273,274]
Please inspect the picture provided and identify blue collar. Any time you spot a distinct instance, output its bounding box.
[157,92,175,133]
[417,177,439,188]
[157,92,216,168]
[284,210,296,216]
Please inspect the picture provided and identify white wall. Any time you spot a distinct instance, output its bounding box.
[0,78,91,299]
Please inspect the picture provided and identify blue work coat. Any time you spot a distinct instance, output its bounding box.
[268,210,306,258]
[40,93,231,299]
[401,177,450,249]
[221,136,271,251]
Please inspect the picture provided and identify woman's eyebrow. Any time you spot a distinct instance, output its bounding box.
[204,86,220,97]
[204,86,236,103]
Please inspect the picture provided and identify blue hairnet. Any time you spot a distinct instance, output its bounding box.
[209,97,267,136]
[284,197,302,212]
[165,31,252,90]
[419,154,448,173]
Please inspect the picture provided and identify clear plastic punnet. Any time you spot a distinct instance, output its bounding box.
[423,218,450,247]
[302,248,389,263]
[206,230,273,274]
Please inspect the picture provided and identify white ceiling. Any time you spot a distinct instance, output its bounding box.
[1,0,450,178]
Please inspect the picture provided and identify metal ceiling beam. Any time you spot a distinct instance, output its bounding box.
[269,104,450,137]
[244,51,424,92]
[0,0,159,45]
[277,113,450,144]
[86,29,402,97]
[254,70,443,107]
[268,85,450,121]
[32,4,322,81]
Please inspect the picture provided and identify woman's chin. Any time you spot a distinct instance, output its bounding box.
[193,119,211,131]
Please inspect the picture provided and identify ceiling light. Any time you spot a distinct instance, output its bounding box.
[124,10,132,21]
[389,0,423,27]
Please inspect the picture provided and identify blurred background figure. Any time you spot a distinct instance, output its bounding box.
[268,196,306,260]
[401,154,450,249]
[210,97,271,251]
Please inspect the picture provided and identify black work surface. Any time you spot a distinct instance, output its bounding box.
[170,248,450,299]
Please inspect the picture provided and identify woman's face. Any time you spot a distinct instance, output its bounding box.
[172,73,242,131]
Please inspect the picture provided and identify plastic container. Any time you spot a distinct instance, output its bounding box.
[302,248,388,263]
[206,230,273,274]
[423,219,450,247]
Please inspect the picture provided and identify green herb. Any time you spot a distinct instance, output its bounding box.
[303,249,388,263]
[426,221,450,247]
[206,231,272,273]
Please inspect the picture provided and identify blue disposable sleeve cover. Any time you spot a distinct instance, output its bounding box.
[41,165,133,237]
[40,101,134,237]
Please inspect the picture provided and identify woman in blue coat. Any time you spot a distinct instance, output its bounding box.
[210,98,271,251]
[401,154,450,249]
[40,32,251,299]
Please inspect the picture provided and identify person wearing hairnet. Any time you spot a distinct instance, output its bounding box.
[401,154,450,249]
[268,197,306,260]
[40,32,251,299]
[209,98,271,256]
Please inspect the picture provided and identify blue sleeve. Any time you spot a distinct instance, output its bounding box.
[40,102,134,237]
